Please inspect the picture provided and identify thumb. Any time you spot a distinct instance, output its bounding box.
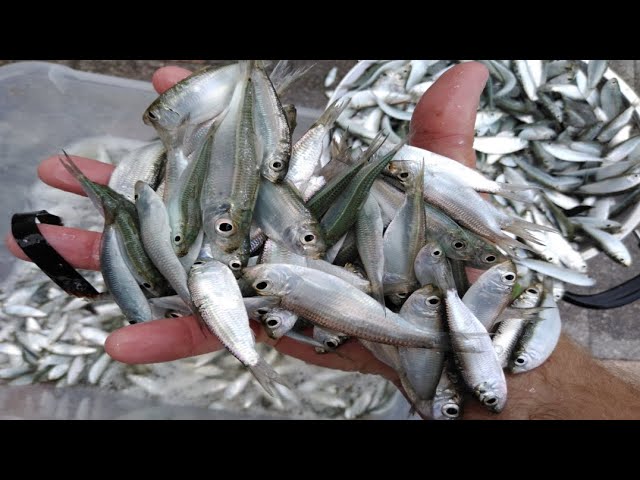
[408,62,489,169]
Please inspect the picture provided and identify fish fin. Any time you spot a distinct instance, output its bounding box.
[400,375,434,419]
[513,229,548,246]
[503,218,559,242]
[492,187,537,204]
[316,98,350,128]
[58,151,106,217]
[270,61,315,96]
[485,230,537,253]
[248,358,292,397]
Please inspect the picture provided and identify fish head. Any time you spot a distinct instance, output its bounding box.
[261,159,288,183]
[414,241,447,278]
[401,285,442,317]
[510,344,547,373]
[263,308,297,339]
[173,231,191,257]
[313,328,345,351]
[441,232,474,259]
[386,160,418,187]
[283,223,327,259]
[431,392,463,420]
[510,348,537,374]
[387,292,410,307]
[474,380,507,413]
[613,250,632,267]
[143,98,183,131]
[203,209,242,253]
[513,283,542,308]
[133,181,161,216]
[487,261,518,292]
[243,296,281,322]
[242,265,292,297]
[469,245,506,270]
[551,281,565,301]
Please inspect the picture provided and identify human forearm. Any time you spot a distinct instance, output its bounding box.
[463,334,640,420]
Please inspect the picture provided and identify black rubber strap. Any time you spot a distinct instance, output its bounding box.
[565,268,640,301]
[563,281,640,309]
[11,210,100,298]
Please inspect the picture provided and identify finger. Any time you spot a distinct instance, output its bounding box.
[36,66,194,196]
[152,66,192,94]
[409,62,489,168]
[106,313,397,380]
[5,225,102,271]
[38,154,114,197]
[105,315,224,364]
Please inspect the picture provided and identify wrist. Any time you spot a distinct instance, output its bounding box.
[464,335,640,420]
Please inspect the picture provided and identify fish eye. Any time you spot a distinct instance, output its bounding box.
[193,260,204,265]
[168,311,182,318]
[431,249,441,257]
[173,235,182,244]
[255,281,269,291]
[266,318,280,328]
[397,292,408,299]
[271,161,284,171]
[229,260,242,270]
[215,219,235,236]
[302,234,316,244]
[527,288,538,295]
[426,296,440,306]
[256,308,269,315]
[443,404,460,418]
[502,273,516,283]
[147,111,157,120]
[324,339,338,349]
[485,255,496,263]
[453,241,465,250]
[142,282,152,289]
[515,356,526,366]
[399,172,409,179]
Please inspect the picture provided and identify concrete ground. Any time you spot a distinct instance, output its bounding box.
[1,59,639,382]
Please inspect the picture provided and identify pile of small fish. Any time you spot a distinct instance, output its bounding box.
[4,59,615,420]
[326,60,640,276]
[0,136,397,420]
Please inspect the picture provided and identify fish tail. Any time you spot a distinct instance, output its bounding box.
[270,60,315,96]
[58,150,87,183]
[58,151,107,217]
[317,98,350,127]
[249,358,292,397]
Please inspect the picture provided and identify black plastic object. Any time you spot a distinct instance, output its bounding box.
[11,210,100,298]
[563,231,640,309]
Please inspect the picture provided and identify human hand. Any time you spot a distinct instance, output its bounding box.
[5,61,489,388]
